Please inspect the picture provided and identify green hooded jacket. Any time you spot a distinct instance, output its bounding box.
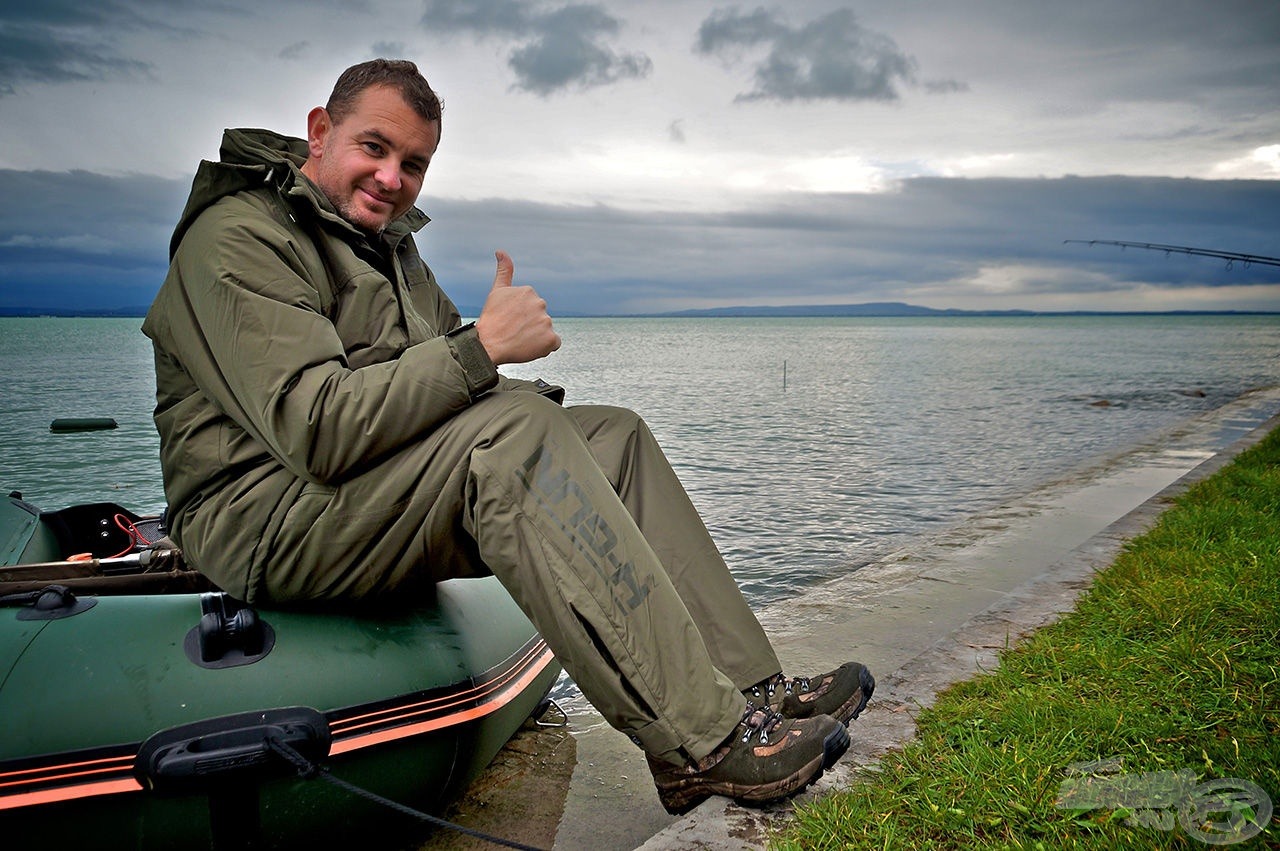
[143,128,559,589]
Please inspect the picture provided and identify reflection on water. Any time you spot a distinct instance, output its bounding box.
[3,315,1279,606]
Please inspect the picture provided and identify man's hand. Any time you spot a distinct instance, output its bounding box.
[475,250,562,366]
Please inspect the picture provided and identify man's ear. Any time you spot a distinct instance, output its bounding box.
[304,106,331,159]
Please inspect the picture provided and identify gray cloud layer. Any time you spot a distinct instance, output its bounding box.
[3,169,1276,313]
[0,169,184,308]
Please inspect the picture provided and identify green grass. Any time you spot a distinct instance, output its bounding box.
[777,425,1280,850]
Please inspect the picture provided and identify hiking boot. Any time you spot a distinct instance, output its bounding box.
[647,703,850,815]
[745,662,875,726]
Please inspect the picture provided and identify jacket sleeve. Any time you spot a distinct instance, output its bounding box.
[164,201,497,484]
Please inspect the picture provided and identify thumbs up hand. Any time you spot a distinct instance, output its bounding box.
[476,250,562,366]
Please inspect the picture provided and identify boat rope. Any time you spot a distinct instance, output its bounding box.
[0,588,46,607]
[265,735,548,851]
[106,513,156,559]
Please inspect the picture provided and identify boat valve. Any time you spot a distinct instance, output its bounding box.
[184,592,276,669]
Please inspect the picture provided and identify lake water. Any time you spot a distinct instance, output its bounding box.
[3,315,1279,606]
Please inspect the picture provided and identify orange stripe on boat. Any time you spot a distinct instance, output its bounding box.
[0,754,133,786]
[330,640,550,738]
[330,643,555,755]
[0,778,142,811]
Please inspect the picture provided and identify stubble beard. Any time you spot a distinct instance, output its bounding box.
[333,195,389,236]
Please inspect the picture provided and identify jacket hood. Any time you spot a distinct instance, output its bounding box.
[168,128,429,259]
[169,128,307,258]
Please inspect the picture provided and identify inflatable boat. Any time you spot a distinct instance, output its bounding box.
[0,492,561,849]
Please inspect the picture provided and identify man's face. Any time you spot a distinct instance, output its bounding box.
[300,85,439,234]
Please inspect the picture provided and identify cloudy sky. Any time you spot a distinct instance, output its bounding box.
[2,0,1279,315]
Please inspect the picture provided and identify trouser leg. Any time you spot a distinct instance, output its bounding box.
[239,392,747,764]
[567,405,780,691]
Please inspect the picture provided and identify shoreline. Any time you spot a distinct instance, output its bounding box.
[5,310,1280,320]
[417,385,1280,851]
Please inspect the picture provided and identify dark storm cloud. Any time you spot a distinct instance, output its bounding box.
[420,0,651,95]
[695,6,965,103]
[413,176,1280,314]
[0,169,185,310]
[3,169,1277,314]
[878,177,1280,291]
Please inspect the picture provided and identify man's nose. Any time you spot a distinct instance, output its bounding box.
[375,162,403,191]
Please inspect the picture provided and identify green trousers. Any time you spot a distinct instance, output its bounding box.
[237,392,781,764]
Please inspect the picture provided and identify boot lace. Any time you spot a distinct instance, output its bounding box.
[739,702,786,745]
[748,673,813,704]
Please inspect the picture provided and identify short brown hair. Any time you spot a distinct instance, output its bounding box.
[326,59,443,136]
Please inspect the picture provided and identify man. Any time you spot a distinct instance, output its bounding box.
[144,59,873,815]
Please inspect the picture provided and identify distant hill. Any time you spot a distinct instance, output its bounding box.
[653,302,1033,317]
[3,301,1275,319]
[0,306,151,318]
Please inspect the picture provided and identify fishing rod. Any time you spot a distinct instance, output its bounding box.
[1064,239,1280,269]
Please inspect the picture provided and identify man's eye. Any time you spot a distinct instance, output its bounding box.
[363,141,383,155]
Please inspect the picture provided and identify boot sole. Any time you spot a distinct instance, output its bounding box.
[656,723,851,816]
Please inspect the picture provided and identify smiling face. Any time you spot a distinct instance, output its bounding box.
[300,84,440,234]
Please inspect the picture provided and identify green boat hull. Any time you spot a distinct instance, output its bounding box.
[0,495,561,849]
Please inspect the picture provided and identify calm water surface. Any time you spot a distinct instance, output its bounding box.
[3,315,1278,605]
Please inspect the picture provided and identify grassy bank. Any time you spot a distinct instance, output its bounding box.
[779,424,1280,850]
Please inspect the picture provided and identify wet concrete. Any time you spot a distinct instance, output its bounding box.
[426,386,1280,851]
